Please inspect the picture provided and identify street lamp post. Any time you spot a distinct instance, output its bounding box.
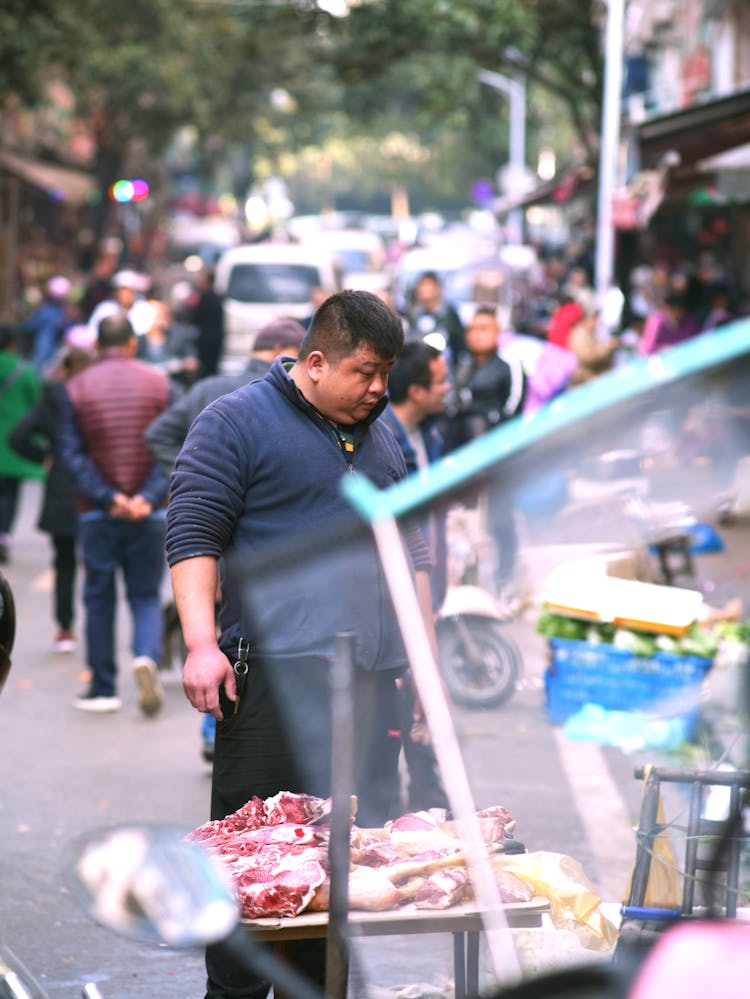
[478,68,526,245]
[594,0,626,321]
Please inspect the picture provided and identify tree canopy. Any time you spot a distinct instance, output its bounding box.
[0,0,604,221]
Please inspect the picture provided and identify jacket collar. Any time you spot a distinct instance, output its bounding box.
[269,356,388,438]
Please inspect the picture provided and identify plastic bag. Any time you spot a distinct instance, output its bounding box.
[492,850,619,951]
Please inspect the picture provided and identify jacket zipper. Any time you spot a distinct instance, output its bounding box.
[331,427,356,474]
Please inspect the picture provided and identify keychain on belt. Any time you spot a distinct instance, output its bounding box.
[232,637,250,715]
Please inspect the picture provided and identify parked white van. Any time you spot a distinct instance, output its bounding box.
[214,242,339,371]
[301,228,387,285]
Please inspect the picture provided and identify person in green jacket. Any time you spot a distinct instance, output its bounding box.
[0,323,44,563]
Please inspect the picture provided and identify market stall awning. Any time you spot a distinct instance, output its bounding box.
[697,141,750,172]
[0,148,96,206]
[637,86,750,170]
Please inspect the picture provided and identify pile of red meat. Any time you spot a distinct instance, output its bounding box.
[187,791,534,920]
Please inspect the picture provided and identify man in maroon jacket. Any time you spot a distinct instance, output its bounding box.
[60,313,172,714]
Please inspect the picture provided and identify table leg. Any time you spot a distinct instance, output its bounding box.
[453,933,466,999]
[466,931,480,996]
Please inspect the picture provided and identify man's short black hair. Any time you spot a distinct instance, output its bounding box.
[300,289,404,363]
[388,340,441,404]
[98,312,135,348]
[471,305,498,322]
[417,271,441,286]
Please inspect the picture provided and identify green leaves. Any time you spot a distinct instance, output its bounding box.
[1,0,604,219]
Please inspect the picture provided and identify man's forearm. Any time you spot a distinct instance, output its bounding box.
[170,555,220,650]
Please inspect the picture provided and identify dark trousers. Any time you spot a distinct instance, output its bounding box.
[52,534,77,631]
[79,514,166,696]
[491,510,519,589]
[0,477,20,536]
[398,681,449,814]
[206,653,402,999]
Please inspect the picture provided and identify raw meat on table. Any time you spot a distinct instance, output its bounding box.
[414,868,469,909]
[186,791,522,918]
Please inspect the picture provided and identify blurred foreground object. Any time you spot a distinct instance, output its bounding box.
[0,570,15,695]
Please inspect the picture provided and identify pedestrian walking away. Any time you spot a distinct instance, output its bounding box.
[0,323,45,564]
[8,344,96,653]
[166,289,436,998]
[188,267,225,378]
[59,313,173,715]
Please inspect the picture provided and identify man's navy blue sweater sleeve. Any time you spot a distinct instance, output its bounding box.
[166,402,249,565]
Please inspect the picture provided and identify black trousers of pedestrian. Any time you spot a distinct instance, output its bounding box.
[0,477,20,536]
[206,653,403,999]
[51,534,77,631]
[398,680,450,814]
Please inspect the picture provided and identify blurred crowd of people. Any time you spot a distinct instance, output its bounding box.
[0,243,228,718]
[0,231,745,732]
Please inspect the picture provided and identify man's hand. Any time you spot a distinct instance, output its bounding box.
[109,492,132,518]
[410,694,431,745]
[127,494,154,521]
[182,641,236,721]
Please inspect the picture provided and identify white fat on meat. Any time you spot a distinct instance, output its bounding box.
[386,810,463,857]
[308,865,402,912]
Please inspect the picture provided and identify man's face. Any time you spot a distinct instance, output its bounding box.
[415,277,441,311]
[308,344,394,425]
[414,355,450,418]
[466,312,499,357]
[149,300,169,331]
[115,286,136,310]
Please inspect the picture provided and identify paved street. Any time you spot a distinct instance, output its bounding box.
[0,480,747,998]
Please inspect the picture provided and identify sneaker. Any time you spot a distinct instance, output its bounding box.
[73,692,122,713]
[132,655,163,717]
[53,630,77,654]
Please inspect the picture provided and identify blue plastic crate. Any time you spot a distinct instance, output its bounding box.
[544,637,713,727]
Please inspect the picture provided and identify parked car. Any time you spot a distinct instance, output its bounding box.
[213,242,339,371]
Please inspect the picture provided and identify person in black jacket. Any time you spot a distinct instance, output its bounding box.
[188,268,225,378]
[446,305,526,450]
[406,270,466,370]
[8,345,95,652]
[446,306,526,598]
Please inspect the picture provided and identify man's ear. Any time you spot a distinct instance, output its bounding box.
[305,350,326,384]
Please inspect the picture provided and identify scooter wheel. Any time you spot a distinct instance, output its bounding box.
[437,615,521,709]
